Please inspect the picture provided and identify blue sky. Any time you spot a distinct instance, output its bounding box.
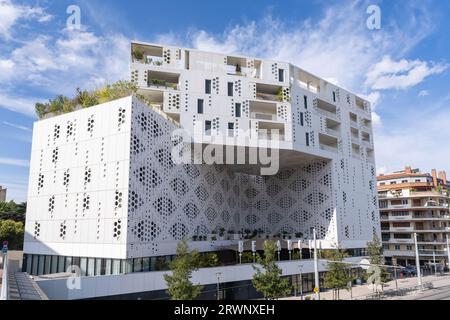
[1,0,450,201]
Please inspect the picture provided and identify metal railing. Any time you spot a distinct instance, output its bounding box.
[255,92,282,102]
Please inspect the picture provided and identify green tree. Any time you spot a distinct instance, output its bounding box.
[198,252,219,268]
[0,220,24,250]
[366,234,389,292]
[323,248,352,300]
[0,201,26,223]
[252,240,292,299]
[163,238,203,300]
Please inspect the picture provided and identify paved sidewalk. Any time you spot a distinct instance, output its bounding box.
[283,273,450,300]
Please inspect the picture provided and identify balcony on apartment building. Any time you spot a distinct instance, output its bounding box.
[355,96,369,114]
[249,100,279,122]
[323,118,341,138]
[351,143,360,159]
[319,133,338,153]
[361,131,372,147]
[293,68,321,94]
[257,122,285,141]
[314,98,339,121]
[131,43,165,66]
[349,112,358,128]
[350,127,359,144]
[360,118,372,132]
[255,83,283,102]
[147,70,180,91]
[226,55,261,79]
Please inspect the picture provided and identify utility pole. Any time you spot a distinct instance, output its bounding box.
[313,228,320,300]
[414,232,423,291]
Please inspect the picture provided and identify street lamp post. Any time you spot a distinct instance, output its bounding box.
[216,272,222,300]
[313,228,320,300]
[433,251,437,277]
[447,234,450,274]
[414,232,423,291]
[299,265,303,300]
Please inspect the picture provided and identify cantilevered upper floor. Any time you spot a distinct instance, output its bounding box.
[130,41,375,164]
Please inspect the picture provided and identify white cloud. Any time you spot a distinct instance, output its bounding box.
[2,121,31,131]
[0,0,52,39]
[365,55,448,90]
[419,90,430,97]
[0,29,130,100]
[374,97,450,175]
[0,157,29,167]
[0,91,41,116]
[155,3,435,94]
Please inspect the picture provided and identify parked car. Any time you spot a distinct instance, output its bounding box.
[401,265,417,277]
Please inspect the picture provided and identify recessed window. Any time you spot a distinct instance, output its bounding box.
[278,69,285,82]
[235,103,241,118]
[228,123,234,137]
[380,182,386,186]
[205,120,212,136]
[197,99,204,114]
[304,95,308,109]
[300,112,304,126]
[227,82,233,97]
[332,91,336,102]
[305,132,310,146]
[205,79,211,94]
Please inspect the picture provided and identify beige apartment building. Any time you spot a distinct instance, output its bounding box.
[0,186,6,202]
[377,167,450,268]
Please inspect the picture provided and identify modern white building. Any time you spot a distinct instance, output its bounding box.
[22,42,378,298]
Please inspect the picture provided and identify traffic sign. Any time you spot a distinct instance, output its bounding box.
[359,258,371,270]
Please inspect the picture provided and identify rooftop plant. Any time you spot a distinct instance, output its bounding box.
[35,81,138,120]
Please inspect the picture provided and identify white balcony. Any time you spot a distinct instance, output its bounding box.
[316,108,339,121]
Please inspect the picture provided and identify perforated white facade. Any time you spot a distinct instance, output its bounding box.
[23,42,380,263]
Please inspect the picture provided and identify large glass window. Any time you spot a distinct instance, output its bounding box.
[133,258,143,273]
[38,255,45,275]
[122,259,132,274]
[87,258,95,276]
[105,259,112,276]
[112,259,121,275]
[32,255,38,275]
[44,255,51,275]
[95,258,102,276]
[80,257,87,276]
[58,256,66,273]
[143,258,150,272]
[51,256,58,274]
[26,254,32,274]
